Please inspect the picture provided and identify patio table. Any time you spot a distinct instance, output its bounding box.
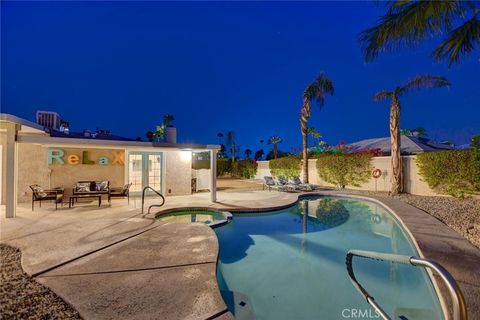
[69,195,102,208]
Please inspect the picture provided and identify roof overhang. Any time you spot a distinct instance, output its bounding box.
[16,135,221,151]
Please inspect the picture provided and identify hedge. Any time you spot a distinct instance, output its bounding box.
[269,156,301,179]
[217,159,232,177]
[232,160,258,179]
[416,150,480,198]
[315,153,372,188]
[217,159,258,178]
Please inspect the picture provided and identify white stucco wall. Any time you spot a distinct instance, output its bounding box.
[254,156,438,196]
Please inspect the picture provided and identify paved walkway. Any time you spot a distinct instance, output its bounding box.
[1,190,479,319]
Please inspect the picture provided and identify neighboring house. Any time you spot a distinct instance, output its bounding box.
[347,135,454,155]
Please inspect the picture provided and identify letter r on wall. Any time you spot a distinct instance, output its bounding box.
[48,148,65,164]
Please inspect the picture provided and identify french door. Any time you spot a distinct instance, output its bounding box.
[128,152,163,195]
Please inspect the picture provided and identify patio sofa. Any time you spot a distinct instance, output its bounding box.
[73,181,110,203]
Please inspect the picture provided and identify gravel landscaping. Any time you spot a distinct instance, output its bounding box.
[393,193,480,248]
[0,244,81,319]
[341,190,480,249]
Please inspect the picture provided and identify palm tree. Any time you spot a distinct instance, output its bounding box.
[146,131,154,142]
[244,149,252,160]
[300,72,334,183]
[268,136,283,159]
[226,131,236,162]
[217,132,224,144]
[163,114,175,127]
[373,75,450,195]
[359,1,480,66]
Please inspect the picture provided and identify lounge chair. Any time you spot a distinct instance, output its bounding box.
[290,176,314,192]
[263,176,288,192]
[29,185,64,211]
[109,183,132,204]
[276,176,298,192]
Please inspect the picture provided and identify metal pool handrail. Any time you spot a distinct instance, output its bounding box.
[141,186,165,214]
[345,249,468,320]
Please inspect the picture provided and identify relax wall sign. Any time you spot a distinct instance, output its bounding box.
[48,148,125,165]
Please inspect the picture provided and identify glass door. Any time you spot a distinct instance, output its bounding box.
[128,152,163,195]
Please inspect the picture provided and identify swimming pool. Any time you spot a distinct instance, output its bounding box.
[215,195,444,320]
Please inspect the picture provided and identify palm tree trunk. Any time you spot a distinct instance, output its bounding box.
[231,145,235,162]
[390,95,403,194]
[300,101,310,183]
[274,144,278,159]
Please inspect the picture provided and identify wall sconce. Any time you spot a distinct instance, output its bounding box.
[180,150,192,162]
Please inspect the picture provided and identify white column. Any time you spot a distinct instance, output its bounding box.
[4,123,18,218]
[210,149,217,202]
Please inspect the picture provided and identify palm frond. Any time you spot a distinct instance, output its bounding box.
[359,1,464,62]
[433,13,480,66]
[373,90,393,102]
[399,74,451,95]
[303,72,334,109]
[268,136,282,145]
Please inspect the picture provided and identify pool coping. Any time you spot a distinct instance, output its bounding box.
[204,191,478,320]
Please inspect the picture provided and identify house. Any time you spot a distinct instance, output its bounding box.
[0,113,220,218]
[347,135,454,155]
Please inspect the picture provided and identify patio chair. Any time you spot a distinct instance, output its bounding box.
[276,176,299,192]
[109,183,132,204]
[290,176,314,192]
[29,185,64,211]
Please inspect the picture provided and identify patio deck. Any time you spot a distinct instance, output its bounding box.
[1,190,479,319]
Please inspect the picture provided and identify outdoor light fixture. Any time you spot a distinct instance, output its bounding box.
[180,150,191,162]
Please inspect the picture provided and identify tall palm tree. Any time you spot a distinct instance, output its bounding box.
[373,75,450,195]
[226,131,236,162]
[359,1,480,66]
[268,136,283,159]
[217,132,224,144]
[244,149,252,160]
[300,72,334,183]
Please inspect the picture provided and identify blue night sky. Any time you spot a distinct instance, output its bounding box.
[2,1,479,154]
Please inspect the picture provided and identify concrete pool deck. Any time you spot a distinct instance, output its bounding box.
[1,190,479,319]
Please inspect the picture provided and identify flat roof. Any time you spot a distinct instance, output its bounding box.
[1,113,220,150]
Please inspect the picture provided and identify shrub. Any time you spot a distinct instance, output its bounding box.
[416,150,480,198]
[232,160,258,179]
[315,153,372,188]
[217,159,232,177]
[269,156,301,179]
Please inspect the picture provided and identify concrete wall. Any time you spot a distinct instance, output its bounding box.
[14,144,198,203]
[254,156,437,196]
[164,151,192,196]
[49,148,125,198]
[16,146,125,202]
[17,143,51,202]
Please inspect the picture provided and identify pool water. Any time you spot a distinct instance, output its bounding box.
[215,196,444,320]
[158,210,225,225]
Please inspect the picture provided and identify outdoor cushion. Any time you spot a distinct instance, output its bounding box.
[32,185,47,198]
[96,181,109,191]
[76,182,91,193]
